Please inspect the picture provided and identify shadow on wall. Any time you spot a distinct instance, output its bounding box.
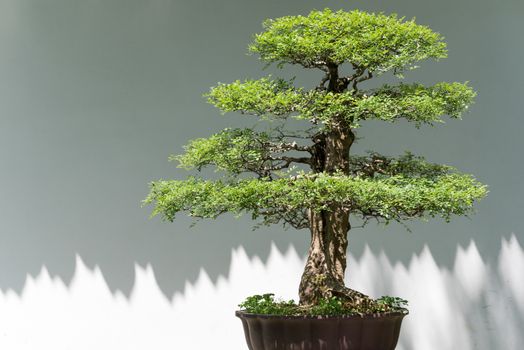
[0,236,522,350]
[351,235,524,350]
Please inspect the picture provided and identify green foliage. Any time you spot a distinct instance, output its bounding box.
[206,77,301,120]
[351,82,475,126]
[250,9,447,74]
[145,160,487,226]
[375,296,409,311]
[173,128,270,174]
[238,294,297,315]
[207,79,474,128]
[309,296,350,316]
[238,294,409,316]
[173,127,312,178]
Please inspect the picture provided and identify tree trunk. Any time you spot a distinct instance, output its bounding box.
[299,124,370,306]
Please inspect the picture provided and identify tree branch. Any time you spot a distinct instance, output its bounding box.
[269,125,320,140]
[335,65,374,92]
[352,70,373,91]
[257,207,309,230]
[348,153,391,177]
[316,73,330,91]
[327,63,339,92]
[267,141,312,153]
[271,155,311,165]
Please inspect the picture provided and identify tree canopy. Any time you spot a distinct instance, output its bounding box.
[145,9,486,230]
[249,9,447,74]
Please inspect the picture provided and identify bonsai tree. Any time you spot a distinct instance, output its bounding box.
[145,9,486,310]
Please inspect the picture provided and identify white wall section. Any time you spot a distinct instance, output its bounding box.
[1,235,521,350]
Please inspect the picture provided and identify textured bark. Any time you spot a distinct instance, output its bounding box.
[299,127,369,305]
[299,207,370,305]
[298,67,371,306]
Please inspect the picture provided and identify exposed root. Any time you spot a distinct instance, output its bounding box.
[328,284,375,310]
[299,272,377,310]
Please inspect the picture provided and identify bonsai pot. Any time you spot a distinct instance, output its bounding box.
[236,310,407,350]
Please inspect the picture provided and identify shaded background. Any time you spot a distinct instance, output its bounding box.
[0,0,521,301]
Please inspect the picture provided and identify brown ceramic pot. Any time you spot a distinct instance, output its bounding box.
[236,310,407,350]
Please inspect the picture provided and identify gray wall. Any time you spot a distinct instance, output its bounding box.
[0,0,521,299]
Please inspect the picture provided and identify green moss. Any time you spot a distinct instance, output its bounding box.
[238,294,409,316]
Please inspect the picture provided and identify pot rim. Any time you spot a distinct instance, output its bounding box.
[235,309,408,320]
